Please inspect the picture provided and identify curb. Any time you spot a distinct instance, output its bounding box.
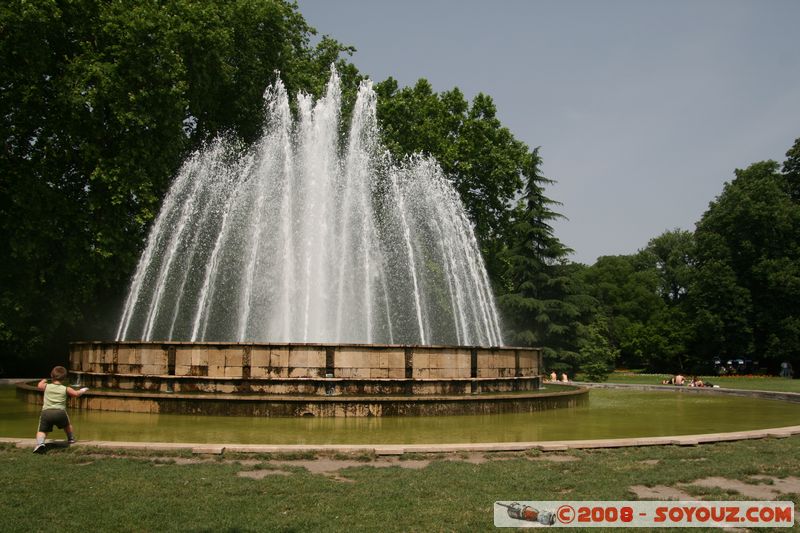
[4,425,800,455]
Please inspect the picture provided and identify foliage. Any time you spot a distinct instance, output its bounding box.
[0,1,354,372]
[691,159,800,370]
[576,317,619,381]
[496,151,591,365]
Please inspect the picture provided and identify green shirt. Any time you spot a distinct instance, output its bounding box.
[42,383,67,411]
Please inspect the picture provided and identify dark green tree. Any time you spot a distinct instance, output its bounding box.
[782,137,800,201]
[691,158,800,371]
[577,316,619,381]
[498,150,592,369]
[0,0,354,373]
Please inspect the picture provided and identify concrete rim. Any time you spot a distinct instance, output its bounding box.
[4,382,799,455]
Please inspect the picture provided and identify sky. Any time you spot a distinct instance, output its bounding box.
[295,0,800,265]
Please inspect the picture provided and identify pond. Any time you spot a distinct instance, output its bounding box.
[3,385,799,445]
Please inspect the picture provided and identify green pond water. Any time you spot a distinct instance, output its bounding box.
[2,385,799,445]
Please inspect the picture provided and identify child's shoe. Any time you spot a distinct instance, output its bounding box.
[33,443,46,454]
[68,438,77,444]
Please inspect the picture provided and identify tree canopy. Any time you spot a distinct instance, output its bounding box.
[0,0,353,372]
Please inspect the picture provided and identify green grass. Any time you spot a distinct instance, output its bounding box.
[582,372,800,393]
[2,438,799,532]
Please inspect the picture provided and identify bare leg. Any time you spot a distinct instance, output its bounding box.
[33,431,47,453]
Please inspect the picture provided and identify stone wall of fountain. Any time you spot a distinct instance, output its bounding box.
[39,341,557,417]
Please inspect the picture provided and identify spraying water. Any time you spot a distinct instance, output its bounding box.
[116,69,503,346]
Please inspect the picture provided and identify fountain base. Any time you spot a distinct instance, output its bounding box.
[16,342,588,417]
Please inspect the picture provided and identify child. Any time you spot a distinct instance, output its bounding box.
[33,366,88,454]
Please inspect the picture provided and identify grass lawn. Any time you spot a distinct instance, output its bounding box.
[2,437,799,532]
[586,372,800,393]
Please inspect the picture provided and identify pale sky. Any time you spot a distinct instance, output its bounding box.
[296,0,800,264]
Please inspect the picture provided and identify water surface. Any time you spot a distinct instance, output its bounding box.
[3,386,798,445]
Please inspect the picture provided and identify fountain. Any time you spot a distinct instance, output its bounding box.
[20,69,583,416]
[115,68,501,347]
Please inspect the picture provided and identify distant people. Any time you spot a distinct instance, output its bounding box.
[661,377,674,385]
[33,366,89,454]
[780,361,794,378]
[690,376,704,387]
[550,371,557,382]
[673,374,685,386]
[560,372,569,383]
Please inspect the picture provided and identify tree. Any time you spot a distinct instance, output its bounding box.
[783,137,800,201]
[497,151,592,368]
[691,158,800,371]
[579,254,662,369]
[577,316,619,381]
[0,0,355,373]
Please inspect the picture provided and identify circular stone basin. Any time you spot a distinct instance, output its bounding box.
[3,385,799,445]
[53,341,551,417]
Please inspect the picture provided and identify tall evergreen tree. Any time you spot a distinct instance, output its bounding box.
[498,150,592,369]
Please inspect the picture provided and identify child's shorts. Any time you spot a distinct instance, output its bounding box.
[38,409,70,432]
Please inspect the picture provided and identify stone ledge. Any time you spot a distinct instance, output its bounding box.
[4,425,800,455]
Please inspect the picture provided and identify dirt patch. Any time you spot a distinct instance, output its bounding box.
[687,476,800,499]
[629,485,696,500]
[237,469,291,479]
[271,457,430,475]
[533,455,580,463]
[444,453,488,464]
[638,459,660,466]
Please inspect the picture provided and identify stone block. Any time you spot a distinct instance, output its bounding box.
[306,349,325,369]
[140,364,162,376]
[349,367,369,378]
[454,366,471,379]
[208,365,225,378]
[371,368,389,379]
[388,367,406,379]
[366,351,381,369]
[288,350,308,368]
[250,348,269,369]
[140,347,165,367]
[114,349,130,365]
[414,353,429,370]
[175,365,191,376]
[225,350,243,368]
[250,364,268,378]
[191,348,209,367]
[269,348,289,368]
[388,351,405,369]
[224,365,243,378]
[208,349,227,367]
[289,367,309,378]
[335,351,354,369]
